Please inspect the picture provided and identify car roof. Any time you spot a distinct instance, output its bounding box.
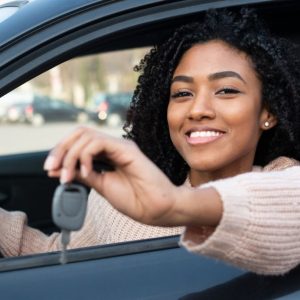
[0,0,166,47]
[1,0,296,49]
[0,0,28,23]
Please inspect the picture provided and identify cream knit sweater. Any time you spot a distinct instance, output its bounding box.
[0,156,299,275]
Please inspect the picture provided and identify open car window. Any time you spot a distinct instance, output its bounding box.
[0,48,149,155]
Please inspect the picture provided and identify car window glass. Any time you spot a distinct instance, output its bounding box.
[0,47,150,155]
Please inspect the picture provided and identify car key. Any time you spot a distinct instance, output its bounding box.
[52,183,88,264]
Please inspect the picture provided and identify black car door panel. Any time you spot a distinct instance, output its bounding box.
[0,151,61,233]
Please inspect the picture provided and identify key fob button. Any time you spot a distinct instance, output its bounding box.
[62,191,83,217]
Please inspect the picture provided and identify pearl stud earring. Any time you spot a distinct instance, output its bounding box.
[264,121,270,127]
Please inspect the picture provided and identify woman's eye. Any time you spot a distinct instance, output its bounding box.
[216,88,240,95]
[170,91,192,98]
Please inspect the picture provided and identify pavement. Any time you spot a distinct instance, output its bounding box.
[0,122,123,155]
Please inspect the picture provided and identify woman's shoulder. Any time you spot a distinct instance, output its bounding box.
[263,156,300,172]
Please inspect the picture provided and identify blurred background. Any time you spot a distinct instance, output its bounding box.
[0,47,150,154]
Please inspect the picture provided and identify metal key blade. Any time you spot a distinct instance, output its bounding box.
[60,245,67,265]
[52,183,88,265]
[60,229,70,265]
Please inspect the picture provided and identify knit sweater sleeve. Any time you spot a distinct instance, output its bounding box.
[0,208,60,256]
[180,162,300,275]
[0,189,108,257]
[0,188,183,257]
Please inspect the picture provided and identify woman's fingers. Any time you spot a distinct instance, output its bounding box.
[44,126,87,171]
[59,131,96,183]
[44,126,133,183]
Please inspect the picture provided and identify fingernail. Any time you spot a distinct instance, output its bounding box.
[60,168,70,184]
[44,156,56,170]
[81,165,89,178]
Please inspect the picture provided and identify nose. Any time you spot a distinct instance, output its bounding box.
[188,93,216,121]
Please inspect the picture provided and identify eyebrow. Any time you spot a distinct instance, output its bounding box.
[208,71,246,83]
[171,71,246,84]
[171,75,193,84]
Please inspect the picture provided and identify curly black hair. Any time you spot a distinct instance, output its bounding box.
[124,7,300,185]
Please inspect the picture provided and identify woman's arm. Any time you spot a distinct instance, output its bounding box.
[181,165,300,275]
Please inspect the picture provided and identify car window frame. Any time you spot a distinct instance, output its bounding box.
[0,235,180,272]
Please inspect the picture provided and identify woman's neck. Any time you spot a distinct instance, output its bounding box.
[188,160,254,187]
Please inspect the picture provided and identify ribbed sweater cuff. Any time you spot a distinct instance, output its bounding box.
[0,207,27,256]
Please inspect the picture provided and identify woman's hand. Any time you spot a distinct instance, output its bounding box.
[44,127,222,227]
[44,127,183,226]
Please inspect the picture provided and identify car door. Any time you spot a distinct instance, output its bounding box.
[1,0,300,299]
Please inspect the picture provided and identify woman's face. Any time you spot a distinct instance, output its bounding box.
[167,40,273,181]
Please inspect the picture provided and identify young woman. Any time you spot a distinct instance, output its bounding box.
[2,8,300,275]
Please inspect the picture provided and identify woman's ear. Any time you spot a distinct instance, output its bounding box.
[260,110,277,130]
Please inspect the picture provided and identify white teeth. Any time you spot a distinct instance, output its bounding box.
[190,131,221,138]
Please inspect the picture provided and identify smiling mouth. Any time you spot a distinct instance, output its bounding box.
[186,130,224,144]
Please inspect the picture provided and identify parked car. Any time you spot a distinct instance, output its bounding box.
[6,101,29,123]
[0,91,32,123]
[94,92,132,127]
[25,95,90,126]
[0,0,300,299]
[0,92,91,125]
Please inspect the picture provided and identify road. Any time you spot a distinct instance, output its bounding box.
[0,122,123,155]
